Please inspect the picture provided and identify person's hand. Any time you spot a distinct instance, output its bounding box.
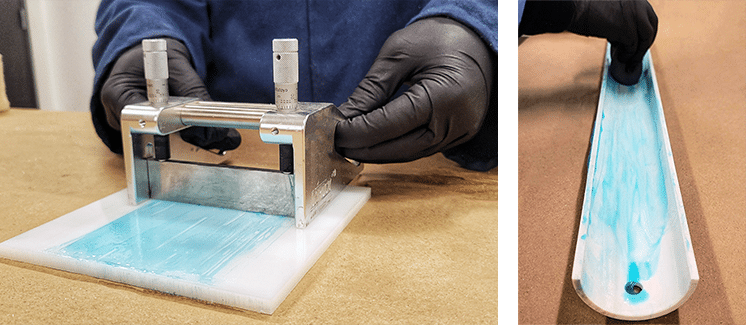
[568,0,658,85]
[519,0,658,85]
[100,38,240,151]
[335,17,494,163]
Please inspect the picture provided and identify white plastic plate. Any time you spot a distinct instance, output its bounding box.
[0,186,370,314]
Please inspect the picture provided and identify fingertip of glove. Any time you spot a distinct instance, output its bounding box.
[180,127,242,151]
[609,58,643,86]
[443,151,498,172]
[224,128,242,150]
[334,118,357,148]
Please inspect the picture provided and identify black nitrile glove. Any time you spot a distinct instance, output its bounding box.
[335,17,494,164]
[100,38,240,151]
[519,0,658,85]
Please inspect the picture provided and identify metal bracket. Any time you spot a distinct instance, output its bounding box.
[122,38,362,228]
[121,99,362,228]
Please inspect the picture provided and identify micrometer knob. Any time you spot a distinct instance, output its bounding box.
[273,38,298,110]
[142,39,169,106]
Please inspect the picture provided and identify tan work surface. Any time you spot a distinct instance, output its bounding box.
[519,1,745,323]
[0,108,497,324]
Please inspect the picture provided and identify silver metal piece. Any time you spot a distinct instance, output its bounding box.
[122,38,362,228]
[178,101,274,129]
[122,99,362,228]
[142,39,169,106]
[148,160,295,216]
[273,39,298,110]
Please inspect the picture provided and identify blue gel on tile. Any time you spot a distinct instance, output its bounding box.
[585,53,668,300]
[49,200,293,283]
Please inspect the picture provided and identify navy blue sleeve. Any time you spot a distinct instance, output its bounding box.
[410,0,498,53]
[90,0,210,153]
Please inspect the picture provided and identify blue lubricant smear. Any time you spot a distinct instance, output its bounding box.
[625,263,650,303]
[585,52,667,305]
[48,200,293,283]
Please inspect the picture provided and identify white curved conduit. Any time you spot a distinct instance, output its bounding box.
[571,43,698,321]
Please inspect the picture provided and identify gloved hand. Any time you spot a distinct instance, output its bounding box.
[335,17,494,164]
[100,38,240,151]
[519,0,658,85]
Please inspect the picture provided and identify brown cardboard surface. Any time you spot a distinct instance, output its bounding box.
[0,109,497,324]
[519,1,746,323]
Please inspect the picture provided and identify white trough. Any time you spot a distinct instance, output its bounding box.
[571,44,698,321]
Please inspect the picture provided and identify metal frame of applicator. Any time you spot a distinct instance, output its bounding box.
[120,38,363,228]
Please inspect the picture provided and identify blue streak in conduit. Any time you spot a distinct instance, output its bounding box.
[49,200,293,283]
[625,262,650,303]
[586,52,668,304]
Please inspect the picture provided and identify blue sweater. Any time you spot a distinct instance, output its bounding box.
[91,0,498,153]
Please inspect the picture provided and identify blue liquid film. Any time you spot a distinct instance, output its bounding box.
[48,200,293,283]
[584,52,668,303]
